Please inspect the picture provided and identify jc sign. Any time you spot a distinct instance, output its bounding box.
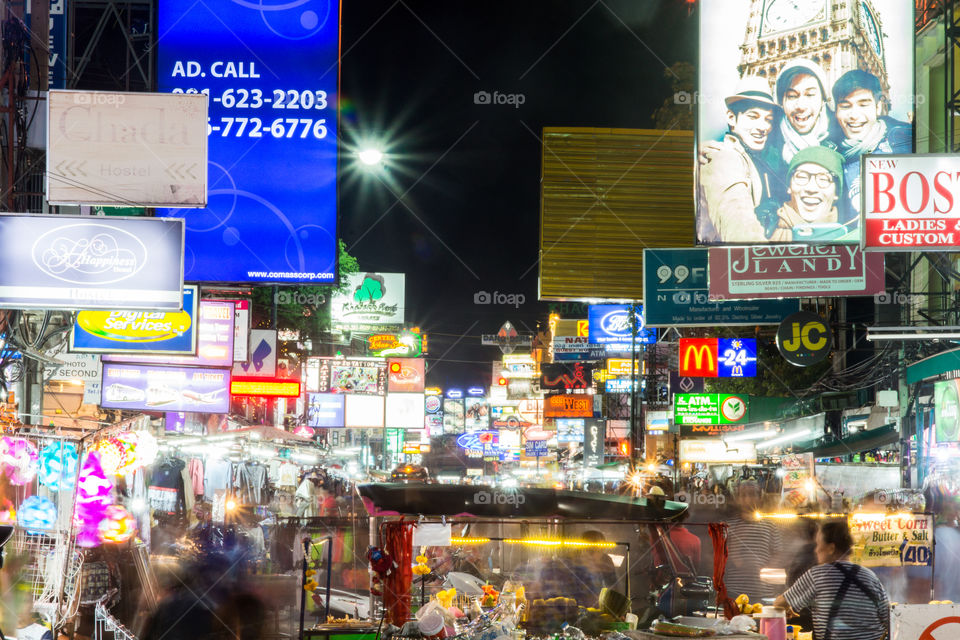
[776,311,830,367]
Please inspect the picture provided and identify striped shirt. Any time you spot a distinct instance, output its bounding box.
[783,561,889,640]
[724,516,782,601]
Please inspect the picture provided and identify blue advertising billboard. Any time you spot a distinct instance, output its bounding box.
[307,393,345,428]
[71,286,198,355]
[0,215,184,310]
[587,304,657,347]
[643,248,798,326]
[157,0,338,283]
[101,364,230,413]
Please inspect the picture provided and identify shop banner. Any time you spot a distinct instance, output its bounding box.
[587,304,657,346]
[0,215,184,310]
[464,397,490,430]
[709,245,885,299]
[780,453,815,508]
[890,604,960,639]
[863,154,960,251]
[307,393,344,427]
[344,395,385,428]
[312,357,386,395]
[232,329,277,377]
[386,393,425,430]
[544,394,594,418]
[674,393,749,425]
[217,298,250,361]
[556,418,584,443]
[848,513,933,567]
[331,273,404,328]
[696,1,913,245]
[157,0,338,283]
[101,363,230,413]
[45,353,101,383]
[644,248,796,325]
[525,440,548,457]
[103,299,234,367]
[680,423,747,438]
[540,362,593,391]
[583,420,605,469]
[387,358,425,393]
[680,439,756,464]
[443,398,464,434]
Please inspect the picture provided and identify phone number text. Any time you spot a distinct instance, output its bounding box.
[208,117,328,139]
[172,87,328,110]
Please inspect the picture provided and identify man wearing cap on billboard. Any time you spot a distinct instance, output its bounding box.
[772,59,833,164]
[767,146,845,242]
[824,69,911,225]
[698,77,782,243]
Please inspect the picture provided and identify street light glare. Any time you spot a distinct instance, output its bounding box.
[358,148,384,166]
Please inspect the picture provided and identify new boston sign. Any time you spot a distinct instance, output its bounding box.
[0,215,184,309]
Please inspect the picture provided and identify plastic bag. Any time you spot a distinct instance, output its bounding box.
[716,614,756,635]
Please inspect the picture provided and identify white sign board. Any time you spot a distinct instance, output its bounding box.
[46,90,208,207]
[385,393,425,429]
[232,329,276,377]
[45,353,101,383]
[331,272,405,328]
[863,154,960,251]
[679,438,757,464]
[891,604,960,640]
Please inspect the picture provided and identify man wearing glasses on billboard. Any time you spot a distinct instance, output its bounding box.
[767,146,845,242]
[825,69,911,226]
[698,77,783,243]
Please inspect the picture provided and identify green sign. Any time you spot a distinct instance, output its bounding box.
[674,393,749,425]
[935,380,960,443]
[93,205,147,216]
[386,428,404,455]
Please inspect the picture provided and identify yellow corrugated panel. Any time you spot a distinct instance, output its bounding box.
[539,127,695,301]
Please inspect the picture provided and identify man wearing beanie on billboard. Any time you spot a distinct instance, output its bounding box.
[768,146,845,242]
[698,77,783,243]
[825,69,911,225]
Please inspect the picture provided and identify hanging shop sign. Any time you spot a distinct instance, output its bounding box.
[230,377,300,397]
[680,439,756,464]
[71,285,197,355]
[674,393,748,425]
[331,273,405,328]
[0,215,184,310]
[587,304,657,346]
[387,358,425,393]
[157,0,338,284]
[679,338,757,377]
[646,410,671,434]
[457,430,498,456]
[369,331,423,357]
[100,363,230,413]
[46,90,207,207]
[680,423,747,438]
[443,398,465,434]
[307,393,345,428]
[540,362,593,391]
[216,298,250,361]
[556,418,585,442]
[670,372,704,395]
[524,440,548,457]
[606,358,637,376]
[233,329,277,377]
[101,299,234,367]
[934,379,960,443]
[544,394,593,418]
[464,397,490,430]
[605,379,641,393]
[643,248,797,325]
[583,420,606,468]
[345,395,385,428]
[848,513,933,567]
[709,245,885,299]
[45,353,101,384]
[696,1,913,245]
[776,311,831,367]
[863,155,960,251]
[385,393,425,429]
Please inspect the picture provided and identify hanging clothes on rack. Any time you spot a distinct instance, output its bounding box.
[234,461,267,505]
[148,457,186,516]
[204,456,232,502]
[187,458,204,498]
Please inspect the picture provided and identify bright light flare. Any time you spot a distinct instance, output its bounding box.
[358,148,384,165]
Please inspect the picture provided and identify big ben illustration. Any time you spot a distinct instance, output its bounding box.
[738,0,889,98]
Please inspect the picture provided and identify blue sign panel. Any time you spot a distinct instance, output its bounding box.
[0,215,183,310]
[307,393,345,427]
[157,0,338,283]
[643,248,798,326]
[101,364,230,413]
[588,304,657,346]
[525,440,548,457]
[717,338,757,378]
[27,1,68,89]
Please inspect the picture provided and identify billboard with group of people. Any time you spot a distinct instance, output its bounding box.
[696,0,913,246]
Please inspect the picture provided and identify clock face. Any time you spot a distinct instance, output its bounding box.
[859,1,883,56]
[761,0,828,35]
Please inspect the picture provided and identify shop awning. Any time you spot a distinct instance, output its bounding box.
[906,347,960,385]
[795,424,899,458]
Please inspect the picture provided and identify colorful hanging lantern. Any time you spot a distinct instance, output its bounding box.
[133,431,158,467]
[1,437,39,486]
[95,438,128,476]
[38,441,79,492]
[18,495,57,533]
[97,504,137,544]
[114,433,139,475]
[0,498,15,525]
[74,451,113,548]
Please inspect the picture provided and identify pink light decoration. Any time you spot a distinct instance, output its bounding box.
[95,438,128,476]
[0,437,39,485]
[74,451,114,548]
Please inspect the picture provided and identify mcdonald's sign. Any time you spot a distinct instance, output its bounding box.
[679,338,718,377]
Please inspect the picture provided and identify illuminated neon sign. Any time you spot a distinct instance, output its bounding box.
[230,378,301,397]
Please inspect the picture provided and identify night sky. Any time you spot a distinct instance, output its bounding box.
[338,0,695,388]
